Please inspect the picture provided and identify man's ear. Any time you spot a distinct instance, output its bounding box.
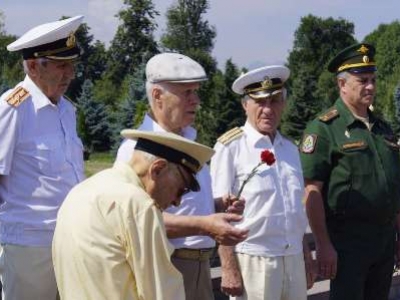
[152,86,163,107]
[241,98,248,110]
[149,159,168,179]
[337,77,346,89]
[26,59,38,75]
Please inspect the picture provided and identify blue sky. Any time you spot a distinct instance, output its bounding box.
[2,0,400,69]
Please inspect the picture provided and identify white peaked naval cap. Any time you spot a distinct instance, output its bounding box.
[7,15,84,60]
[232,65,290,100]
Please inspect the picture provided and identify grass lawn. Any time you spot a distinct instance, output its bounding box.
[84,152,114,177]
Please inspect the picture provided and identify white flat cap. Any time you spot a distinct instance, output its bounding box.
[146,53,207,83]
[121,129,214,192]
[7,15,84,60]
[232,65,290,99]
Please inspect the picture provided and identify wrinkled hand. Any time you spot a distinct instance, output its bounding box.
[221,265,244,297]
[222,194,245,215]
[316,242,337,279]
[206,213,248,246]
[304,257,317,289]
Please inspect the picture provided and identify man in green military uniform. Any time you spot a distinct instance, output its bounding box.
[300,43,400,300]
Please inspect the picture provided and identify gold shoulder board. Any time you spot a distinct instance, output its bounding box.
[217,127,244,145]
[5,87,30,107]
[319,108,339,122]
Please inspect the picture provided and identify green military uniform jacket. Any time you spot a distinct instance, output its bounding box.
[300,98,400,226]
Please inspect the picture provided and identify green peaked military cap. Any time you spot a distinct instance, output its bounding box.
[327,43,377,74]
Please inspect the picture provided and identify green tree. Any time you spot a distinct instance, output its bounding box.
[161,0,217,75]
[66,18,108,101]
[365,21,400,123]
[211,59,244,138]
[110,64,148,152]
[105,0,159,91]
[0,11,23,88]
[77,80,112,151]
[393,83,400,136]
[161,0,218,145]
[282,15,356,140]
[0,36,23,88]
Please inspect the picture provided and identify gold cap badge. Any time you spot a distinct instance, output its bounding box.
[261,76,273,89]
[66,32,76,48]
[357,45,369,54]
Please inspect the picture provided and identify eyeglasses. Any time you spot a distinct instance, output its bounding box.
[174,164,191,197]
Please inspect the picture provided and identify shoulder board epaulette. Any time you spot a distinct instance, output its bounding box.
[5,87,30,107]
[217,127,244,145]
[319,108,339,122]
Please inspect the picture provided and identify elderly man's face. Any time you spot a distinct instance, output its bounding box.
[28,59,76,104]
[242,93,285,140]
[339,72,376,110]
[156,82,201,133]
[152,162,192,210]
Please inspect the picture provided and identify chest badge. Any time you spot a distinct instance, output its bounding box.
[344,130,350,138]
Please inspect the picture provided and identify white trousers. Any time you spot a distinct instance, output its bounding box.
[0,244,58,300]
[232,252,307,300]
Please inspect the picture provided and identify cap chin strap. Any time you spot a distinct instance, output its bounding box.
[45,54,80,61]
[248,89,282,100]
[337,62,376,72]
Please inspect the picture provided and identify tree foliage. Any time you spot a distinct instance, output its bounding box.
[110,64,148,152]
[77,80,111,151]
[161,0,214,52]
[161,0,217,75]
[66,19,108,101]
[393,84,400,136]
[0,23,23,88]
[365,21,400,124]
[282,15,356,140]
[211,59,244,137]
[106,0,159,91]
[2,8,400,152]
[161,0,219,145]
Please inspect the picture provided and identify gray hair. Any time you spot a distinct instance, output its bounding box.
[22,58,49,74]
[145,81,168,107]
[337,71,350,80]
[135,149,157,163]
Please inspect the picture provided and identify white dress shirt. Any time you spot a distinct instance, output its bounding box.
[115,114,215,249]
[210,122,308,256]
[0,75,84,246]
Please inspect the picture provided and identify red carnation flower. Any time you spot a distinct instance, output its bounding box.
[261,150,276,165]
[237,150,276,199]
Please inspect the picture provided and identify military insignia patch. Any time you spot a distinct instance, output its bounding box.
[301,134,317,153]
